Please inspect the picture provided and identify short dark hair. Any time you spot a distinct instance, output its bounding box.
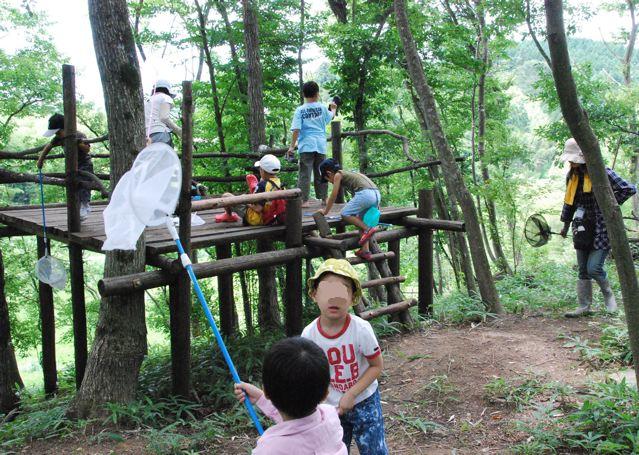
[319,158,341,182]
[302,81,320,98]
[153,86,171,96]
[262,337,329,419]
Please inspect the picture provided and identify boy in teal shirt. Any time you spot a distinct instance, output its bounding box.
[287,81,336,208]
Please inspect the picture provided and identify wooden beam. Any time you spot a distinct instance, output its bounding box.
[331,121,344,204]
[191,188,302,211]
[340,228,418,251]
[63,64,87,390]
[285,196,303,335]
[399,217,465,232]
[361,275,405,289]
[303,236,344,250]
[99,246,308,297]
[366,157,465,178]
[359,299,417,321]
[418,189,434,316]
[347,251,395,266]
[37,237,57,397]
[169,81,193,398]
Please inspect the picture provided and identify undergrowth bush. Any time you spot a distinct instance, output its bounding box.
[515,380,639,454]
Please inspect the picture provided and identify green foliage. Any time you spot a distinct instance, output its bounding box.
[0,1,64,146]
[484,376,572,411]
[515,380,639,454]
[562,322,632,367]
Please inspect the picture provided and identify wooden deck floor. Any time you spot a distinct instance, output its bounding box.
[0,201,417,256]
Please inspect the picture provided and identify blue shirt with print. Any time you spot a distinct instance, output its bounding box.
[291,101,334,154]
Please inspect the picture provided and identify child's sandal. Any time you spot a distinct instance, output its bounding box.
[358,227,378,246]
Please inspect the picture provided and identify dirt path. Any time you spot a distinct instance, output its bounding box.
[18,314,605,454]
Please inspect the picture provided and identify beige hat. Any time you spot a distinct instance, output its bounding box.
[560,138,586,164]
[307,258,362,304]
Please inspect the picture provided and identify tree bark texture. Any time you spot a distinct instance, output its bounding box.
[195,0,227,154]
[242,0,267,151]
[474,6,512,276]
[545,0,639,388]
[394,0,501,312]
[256,240,281,330]
[298,0,305,104]
[74,0,148,418]
[0,250,23,414]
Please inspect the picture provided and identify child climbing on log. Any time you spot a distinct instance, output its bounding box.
[303,258,388,454]
[234,337,347,454]
[317,159,381,261]
[215,154,286,225]
[37,113,94,221]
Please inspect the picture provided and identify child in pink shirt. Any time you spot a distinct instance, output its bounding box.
[235,337,347,455]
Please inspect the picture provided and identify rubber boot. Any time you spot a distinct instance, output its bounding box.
[595,278,617,312]
[565,279,592,318]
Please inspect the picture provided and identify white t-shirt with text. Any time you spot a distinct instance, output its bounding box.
[302,314,381,407]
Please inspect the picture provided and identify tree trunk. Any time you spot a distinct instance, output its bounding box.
[298,0,305,104]
[0,250,23,414]
[74,0,148,417]
[475,1,512,276]
[214,0,248,100]
[394,0,501,312]
[256,240,281,330]
[354,72,369,173]
[242,0,267,151]
[545,0,639,388]
[195,0,226,154]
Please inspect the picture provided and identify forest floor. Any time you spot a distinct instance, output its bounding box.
[17,313,613,455]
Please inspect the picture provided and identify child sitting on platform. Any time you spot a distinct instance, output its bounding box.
[317,159,381,261]
[215,154,286,225]
[234,337,347,455]
[303,258,388,454]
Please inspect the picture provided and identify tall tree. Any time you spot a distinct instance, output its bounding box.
[242,0,267,151]
[544,0,639,388]
[393,0,502,312]
[73,0,148,417]
[0,251,22,415]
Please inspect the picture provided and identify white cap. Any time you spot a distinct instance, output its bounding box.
[154,79,175,96]
[255,154,281,174]
[42,128,60,138]
[559,138,586,164]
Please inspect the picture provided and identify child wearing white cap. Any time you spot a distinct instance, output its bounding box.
[145,80,181,147]
[216,153,286,225]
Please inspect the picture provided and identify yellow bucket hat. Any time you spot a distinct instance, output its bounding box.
[307,258,362,305]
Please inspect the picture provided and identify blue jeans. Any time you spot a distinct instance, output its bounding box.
[340,389,388,454]
[576,249,609,281]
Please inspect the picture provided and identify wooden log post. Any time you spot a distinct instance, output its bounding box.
[63,64,87,389]
[169,81,193,397]
[285,196,303,335]
[217,244,237,337]
[388,239,400,279]
[418,189,434,315]
[37,237,57,396]
[330,121,345,234]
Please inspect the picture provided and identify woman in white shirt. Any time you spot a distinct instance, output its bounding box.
[145,80,182,147]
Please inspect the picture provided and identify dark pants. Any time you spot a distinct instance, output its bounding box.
[576,248,609,281]
[297,152,327,201]
[340,390,388,454]
[78,161,94,205]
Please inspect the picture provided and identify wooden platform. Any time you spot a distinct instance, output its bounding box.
[0,201,417,257]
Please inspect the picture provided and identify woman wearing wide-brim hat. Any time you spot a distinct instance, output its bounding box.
[559,138,636,317]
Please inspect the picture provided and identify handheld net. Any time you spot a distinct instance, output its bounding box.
[524,213,552,248]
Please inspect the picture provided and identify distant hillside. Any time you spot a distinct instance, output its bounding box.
[501,37,639,94]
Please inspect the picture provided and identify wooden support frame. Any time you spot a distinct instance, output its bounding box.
[359,299,417,321]
[418,189,434,315]
[37,237,57,396]
[216,243,236,337]
[63,64,87,389]
[169,81,193,397]
[285,196,303,335]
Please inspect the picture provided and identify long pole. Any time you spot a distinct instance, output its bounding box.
[164,217,264,435]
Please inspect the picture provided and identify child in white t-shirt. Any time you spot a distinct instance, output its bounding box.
[302,258,388,455]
